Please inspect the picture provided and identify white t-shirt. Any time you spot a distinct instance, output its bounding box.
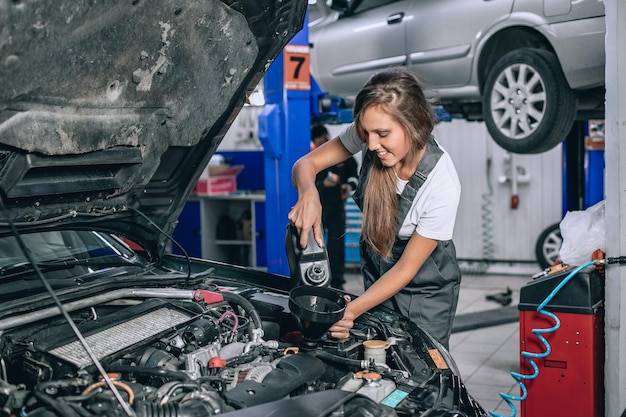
[339,123,461,241]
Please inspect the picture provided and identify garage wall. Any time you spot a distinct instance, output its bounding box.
[434,119,563,273]
[219,105,264,151]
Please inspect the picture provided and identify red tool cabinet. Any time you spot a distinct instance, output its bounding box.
[518,267,604,417]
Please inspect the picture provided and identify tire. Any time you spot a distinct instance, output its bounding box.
[535,223,562,269]
[482,48,577,154]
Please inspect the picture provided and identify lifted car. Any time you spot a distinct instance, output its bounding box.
[308,0,605,154]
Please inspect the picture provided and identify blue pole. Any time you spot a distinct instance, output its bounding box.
[584,123,605,208]
[259,17,310,276]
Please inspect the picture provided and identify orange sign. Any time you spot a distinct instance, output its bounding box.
[283,44,310,91]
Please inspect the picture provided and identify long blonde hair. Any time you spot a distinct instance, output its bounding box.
[354,68,435,257]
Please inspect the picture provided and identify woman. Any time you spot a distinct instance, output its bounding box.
[288,68,462,349]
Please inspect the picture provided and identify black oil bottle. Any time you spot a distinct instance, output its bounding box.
[285,223,331,288]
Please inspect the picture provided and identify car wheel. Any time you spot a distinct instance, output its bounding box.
[535,223,562,269]
[482,48,577,154]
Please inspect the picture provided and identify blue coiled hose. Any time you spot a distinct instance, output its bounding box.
[488,260,596,417]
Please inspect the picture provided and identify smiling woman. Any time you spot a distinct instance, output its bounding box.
[290,68,462,350]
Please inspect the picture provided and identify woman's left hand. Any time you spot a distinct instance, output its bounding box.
[328,295,355,340]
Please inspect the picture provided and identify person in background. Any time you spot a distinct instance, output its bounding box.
[311,124,358,290]
[290,68,462,349]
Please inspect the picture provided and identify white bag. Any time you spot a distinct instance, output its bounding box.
[559,200,606,266]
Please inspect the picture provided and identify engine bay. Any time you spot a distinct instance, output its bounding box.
[0,280,484,417]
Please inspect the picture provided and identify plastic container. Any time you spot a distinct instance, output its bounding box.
[356,372,396,403]
[362,339,389,365]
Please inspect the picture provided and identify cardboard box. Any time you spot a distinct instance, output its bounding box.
[194,164,244,195]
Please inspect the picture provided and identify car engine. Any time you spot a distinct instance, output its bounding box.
[0,281,484,417]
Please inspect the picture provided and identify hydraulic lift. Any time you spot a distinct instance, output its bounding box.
[257,25,311,276]
[258,13,352,276]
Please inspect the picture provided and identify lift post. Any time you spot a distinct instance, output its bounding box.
[258,22,311,276]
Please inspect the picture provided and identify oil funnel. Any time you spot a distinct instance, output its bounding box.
[288,286,346,349]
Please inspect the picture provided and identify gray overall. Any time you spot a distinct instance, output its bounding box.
[352,137,461,349]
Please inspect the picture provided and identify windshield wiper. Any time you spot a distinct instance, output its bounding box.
[0,260,76,276]
[37,255,144,269]
[0,261,34,276]
[0,256,143,277]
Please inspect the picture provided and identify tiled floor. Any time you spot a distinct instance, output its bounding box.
[343,269,533,417]
[448,273,530,416]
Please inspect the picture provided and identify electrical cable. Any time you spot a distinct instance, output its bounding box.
[488,260,595,417]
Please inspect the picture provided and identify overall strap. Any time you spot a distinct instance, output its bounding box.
[351,143,373,211]
[351,136,443,224]
[396,136,443,230]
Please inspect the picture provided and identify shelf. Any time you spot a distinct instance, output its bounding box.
[215,240,252,245]
[191,192,266,202]
[187,192,265,268]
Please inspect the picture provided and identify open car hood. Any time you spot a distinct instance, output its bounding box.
[0,0,306,258]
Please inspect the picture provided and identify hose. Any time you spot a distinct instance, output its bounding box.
[225,349,261,368]
[312,350,368,371]
[81,380,135,405]
[106,365,190,381]
[33,378,94,417]
[480,154,495,270]
[32,389,82,417]
[220,291,263,330]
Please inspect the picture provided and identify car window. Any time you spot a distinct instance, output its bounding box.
[0,230,135,267]
[353,0,400,15]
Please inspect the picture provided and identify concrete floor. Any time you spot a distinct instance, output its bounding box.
[343,270,533,416]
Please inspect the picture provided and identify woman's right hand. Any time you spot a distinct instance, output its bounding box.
[290,135,352,248]
[287,188,323,249]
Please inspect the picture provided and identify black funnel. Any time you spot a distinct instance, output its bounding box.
[289,286,346,346]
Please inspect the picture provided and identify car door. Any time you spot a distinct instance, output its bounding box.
[405,0,513,92]
[310,0,413,97]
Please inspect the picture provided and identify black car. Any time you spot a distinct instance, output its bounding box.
[0,1,487,416]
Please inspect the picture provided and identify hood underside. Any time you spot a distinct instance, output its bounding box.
[0,0,306,258]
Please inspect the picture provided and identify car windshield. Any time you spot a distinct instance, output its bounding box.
[0,230,139,276]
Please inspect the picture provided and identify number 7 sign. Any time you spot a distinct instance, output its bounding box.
[283,44,310,91]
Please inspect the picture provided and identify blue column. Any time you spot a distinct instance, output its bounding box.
[584,122,605,208]
[258,23,311,276]
[560,120,605,215]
